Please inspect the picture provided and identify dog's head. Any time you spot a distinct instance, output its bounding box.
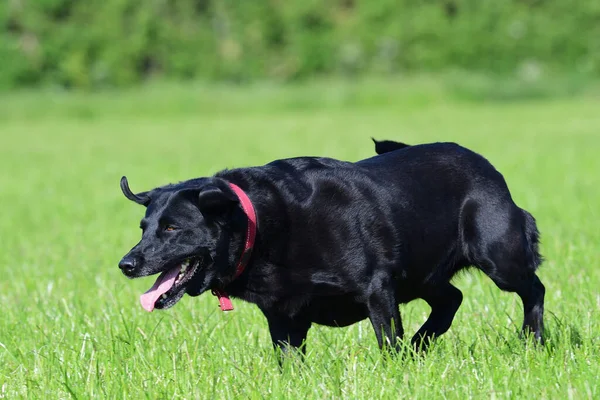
[118,176,244,311]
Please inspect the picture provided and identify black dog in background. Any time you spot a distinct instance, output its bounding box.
[119,139,545,355]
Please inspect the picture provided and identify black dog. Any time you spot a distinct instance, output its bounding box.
[119,140,545,355]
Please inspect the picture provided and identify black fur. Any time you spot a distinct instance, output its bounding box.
[372,138,411,155]
[119,140,545,356]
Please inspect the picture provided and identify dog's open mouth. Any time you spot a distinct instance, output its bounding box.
[139,257,201,312]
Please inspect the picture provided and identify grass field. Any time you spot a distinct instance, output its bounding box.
[0,78,599,399]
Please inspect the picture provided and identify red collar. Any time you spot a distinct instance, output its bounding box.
[211,183,257,311]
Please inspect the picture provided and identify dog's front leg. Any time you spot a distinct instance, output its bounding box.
[262,310,311,362]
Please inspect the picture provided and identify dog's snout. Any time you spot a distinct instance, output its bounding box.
[119,257,137,275]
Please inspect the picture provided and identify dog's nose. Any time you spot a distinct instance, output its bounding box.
[119,257,137,275]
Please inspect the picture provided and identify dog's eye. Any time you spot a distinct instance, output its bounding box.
[164,225,177,232]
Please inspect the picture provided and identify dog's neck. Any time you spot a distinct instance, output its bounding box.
[210,182,257,311]
[216,169,297,311]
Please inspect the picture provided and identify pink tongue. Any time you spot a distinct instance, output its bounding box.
[139,267,180,312]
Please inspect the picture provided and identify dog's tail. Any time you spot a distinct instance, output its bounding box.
[372,138,411,155]
[522,209,543,272]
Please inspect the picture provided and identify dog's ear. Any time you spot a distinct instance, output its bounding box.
[120,176,151,206]
[197,184,239,214]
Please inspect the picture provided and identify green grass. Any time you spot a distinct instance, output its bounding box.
[0,78,599,399]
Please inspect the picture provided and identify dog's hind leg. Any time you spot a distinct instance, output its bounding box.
[518,274,545,340]
[366,274,404,352]
[480,266,545,342]
[466,205,545,342]
[482,265,545,342]
[411,283,463,351]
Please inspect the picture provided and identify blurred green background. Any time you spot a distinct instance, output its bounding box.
[1,0,599,90]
